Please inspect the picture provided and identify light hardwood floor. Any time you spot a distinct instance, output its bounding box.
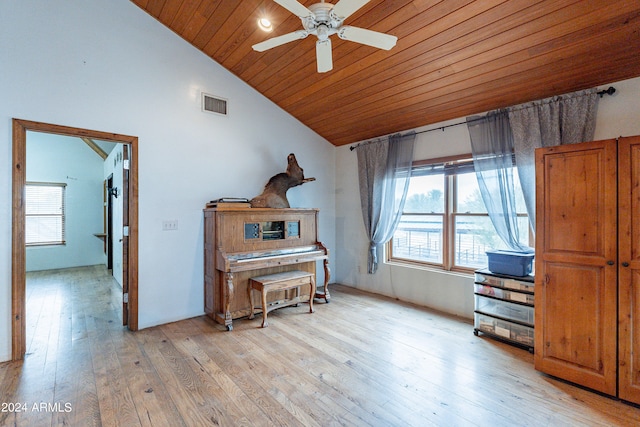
[1,266,639,426]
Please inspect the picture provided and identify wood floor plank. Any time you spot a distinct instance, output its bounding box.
[2,266,639,426]
[261,310,476,426]
[51,337,99,427]
[157,322,264,426]
[0,361,27,426]
[211,327,340,426]
[151,323,255,426]
[62,270,104,427]
[308,291,558,424]
[185,326,306,426]
[186,314,371,427]
[110,328,186,427]
[239,308,458,426]
[0,361,8,386]
[88,312,142,426]
[239,320,435,427]
[136,326,245,426]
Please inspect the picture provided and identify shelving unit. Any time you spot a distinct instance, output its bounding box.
[473,269,534,352]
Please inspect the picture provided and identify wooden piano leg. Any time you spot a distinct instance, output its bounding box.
[315,258,331,303]
[248,282,255,321]
[309,275,315,313]
[261,288,269,328]
[225,272,234,331]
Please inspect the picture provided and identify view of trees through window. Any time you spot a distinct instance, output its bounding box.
[391,164,529,271]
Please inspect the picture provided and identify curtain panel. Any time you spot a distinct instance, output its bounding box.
[508,88,599,229]
[467,110,530,251]
[357,132,415,273]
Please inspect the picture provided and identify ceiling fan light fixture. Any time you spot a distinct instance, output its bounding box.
[316,24,330,41]
[258,17,273,32]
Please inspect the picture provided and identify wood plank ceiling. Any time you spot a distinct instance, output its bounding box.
[131,0,640,146]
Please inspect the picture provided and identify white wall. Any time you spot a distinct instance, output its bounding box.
[0,0,336,362]
[335,76,640,319]
[26,132,105,271]
[593,78,640,140]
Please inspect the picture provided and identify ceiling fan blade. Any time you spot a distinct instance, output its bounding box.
[338,26,397,50]
[316,39,333,73]
[252,30,308,52]
[274,0,314,18]
[331,0,371,20]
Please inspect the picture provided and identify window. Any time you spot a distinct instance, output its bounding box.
[25,182,66,246]
[389,156,529,271]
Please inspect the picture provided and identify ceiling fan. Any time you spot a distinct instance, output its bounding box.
[252,0,397,73]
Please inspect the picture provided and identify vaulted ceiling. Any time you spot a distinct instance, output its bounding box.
[131,0,640,146]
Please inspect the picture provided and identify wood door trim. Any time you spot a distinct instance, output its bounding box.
[122,145,130,326]
[11,119,26,360]
[11,118,139,360]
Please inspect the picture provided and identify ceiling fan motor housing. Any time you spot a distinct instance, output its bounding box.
[303,2,343,36]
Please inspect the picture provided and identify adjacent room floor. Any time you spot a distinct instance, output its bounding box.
[0,265,638,426]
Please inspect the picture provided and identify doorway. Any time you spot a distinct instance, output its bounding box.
[11,119,139,361]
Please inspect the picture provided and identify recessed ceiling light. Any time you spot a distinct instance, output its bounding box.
[258,18,273,32]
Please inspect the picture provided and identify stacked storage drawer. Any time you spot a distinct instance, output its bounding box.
[473,269,535,352]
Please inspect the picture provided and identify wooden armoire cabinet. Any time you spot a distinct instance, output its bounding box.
[534,135,640,404]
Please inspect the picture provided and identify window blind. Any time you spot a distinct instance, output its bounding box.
[25,183,66,245]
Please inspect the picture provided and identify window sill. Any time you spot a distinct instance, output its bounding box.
[385,259,474,279]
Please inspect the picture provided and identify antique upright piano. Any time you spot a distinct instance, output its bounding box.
[204,207,330,330]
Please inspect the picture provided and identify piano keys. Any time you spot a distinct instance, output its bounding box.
[204,207,330,330]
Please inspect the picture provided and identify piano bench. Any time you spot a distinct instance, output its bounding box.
[248,270,315,328]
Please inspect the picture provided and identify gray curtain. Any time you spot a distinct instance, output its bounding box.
[357,132,416,273]
[467,110,530,252]
[508,89,599,229]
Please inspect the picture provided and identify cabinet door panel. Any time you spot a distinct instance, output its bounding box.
[535,139,617,396]
[542,263,608,372]
[619,135,640,404]
[544,150,607,255]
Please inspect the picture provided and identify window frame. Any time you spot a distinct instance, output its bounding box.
[388,154,530,273]
[25,181,67,247]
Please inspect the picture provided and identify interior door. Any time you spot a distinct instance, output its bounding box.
[534,139,618,396]
[106,175,114,271]
[122,145,130,326]
[618,135,640,404]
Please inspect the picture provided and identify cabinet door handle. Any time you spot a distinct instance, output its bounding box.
[607,260,615,266]
[622,262,630,267]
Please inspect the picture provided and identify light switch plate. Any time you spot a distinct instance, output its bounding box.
[162,220,178,231]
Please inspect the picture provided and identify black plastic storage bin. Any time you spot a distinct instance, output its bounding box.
[486,250,534,277]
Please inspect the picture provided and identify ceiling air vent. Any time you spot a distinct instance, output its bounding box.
[202,93,228,116]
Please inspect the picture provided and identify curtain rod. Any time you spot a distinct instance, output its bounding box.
[349,86,616,151]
